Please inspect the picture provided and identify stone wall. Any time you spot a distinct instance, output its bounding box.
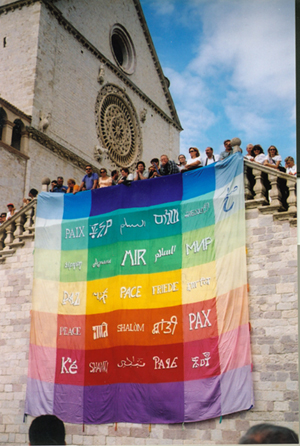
[0,3,40,116]
[0,145,28,212]
[0,192,297,444]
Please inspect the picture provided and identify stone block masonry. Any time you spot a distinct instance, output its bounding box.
[0,3,41,116]
[0,205,297,444]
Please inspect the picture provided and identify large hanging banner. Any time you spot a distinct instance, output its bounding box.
[25,153,253,424]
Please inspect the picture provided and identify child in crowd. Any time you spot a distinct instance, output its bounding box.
[285,156,296,176]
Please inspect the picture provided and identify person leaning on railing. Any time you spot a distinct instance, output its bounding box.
[118,167,134,185]
[181,147,202,172]
[78,165,99,192]
[134,161,149,181]
[251,144,266,164]
[66,179,80,194]
[285,156,297,176]
[23,188,38,206]
[263,145,285,172]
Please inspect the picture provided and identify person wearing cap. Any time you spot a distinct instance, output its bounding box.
[6,203,15,220]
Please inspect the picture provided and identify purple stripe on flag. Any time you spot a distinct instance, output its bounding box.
[83,382,184,424]
[25,378,54,416]
[184,376,221,422]
[53,383,84,424]
[83,384,117,424]
[220,365,254,415]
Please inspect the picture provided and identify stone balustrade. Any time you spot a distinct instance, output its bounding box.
[0,161,296,260]
[244,159,297,223]
[0,199,36,261]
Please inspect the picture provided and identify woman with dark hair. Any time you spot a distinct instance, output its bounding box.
[98,168,112,188]
[118,167,134,185]
[251,144,266,164]
[134,161,149,180]
[182,147,202,171]
[23,188,39,205]
[263,145,284,171]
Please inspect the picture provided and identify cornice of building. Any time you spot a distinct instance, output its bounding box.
[0,97,31,122]
[0,0,182,131]
[132,0,182,130]
[26,126,100,174]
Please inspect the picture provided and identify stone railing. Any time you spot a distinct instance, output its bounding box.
[0,199,36,262]
[0,162,297,260]
[244,159,297,223]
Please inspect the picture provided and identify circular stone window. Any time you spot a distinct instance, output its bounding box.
[110,24,136,74]
[95,84,142,167]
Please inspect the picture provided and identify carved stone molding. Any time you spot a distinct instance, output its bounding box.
[0,0,38,16]
[26,126,99,173]
[0,98,31,123]
[95,84,142,168]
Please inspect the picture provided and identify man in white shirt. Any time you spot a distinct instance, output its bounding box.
[202,147,219,166]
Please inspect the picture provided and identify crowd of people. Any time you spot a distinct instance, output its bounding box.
[46,139,297,196]
[0,188,38,225]
[0,138,296,222]
[244,143,296,174]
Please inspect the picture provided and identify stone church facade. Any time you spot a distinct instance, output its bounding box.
[0,0,182,210]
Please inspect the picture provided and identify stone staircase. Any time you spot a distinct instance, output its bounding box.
[0,161,297,262]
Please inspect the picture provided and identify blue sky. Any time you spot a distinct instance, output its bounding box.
[140,0,296,163]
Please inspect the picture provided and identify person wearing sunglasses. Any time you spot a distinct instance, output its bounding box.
[0,213,7,225]
[181,147,202,172]
[251,144,266,164]
[78,165,99,192]
[263,145,284,171]
[98,168,112,188]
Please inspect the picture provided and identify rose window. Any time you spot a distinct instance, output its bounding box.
[95,85,142,167]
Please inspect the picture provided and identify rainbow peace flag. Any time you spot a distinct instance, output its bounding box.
[25,153,253,424]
